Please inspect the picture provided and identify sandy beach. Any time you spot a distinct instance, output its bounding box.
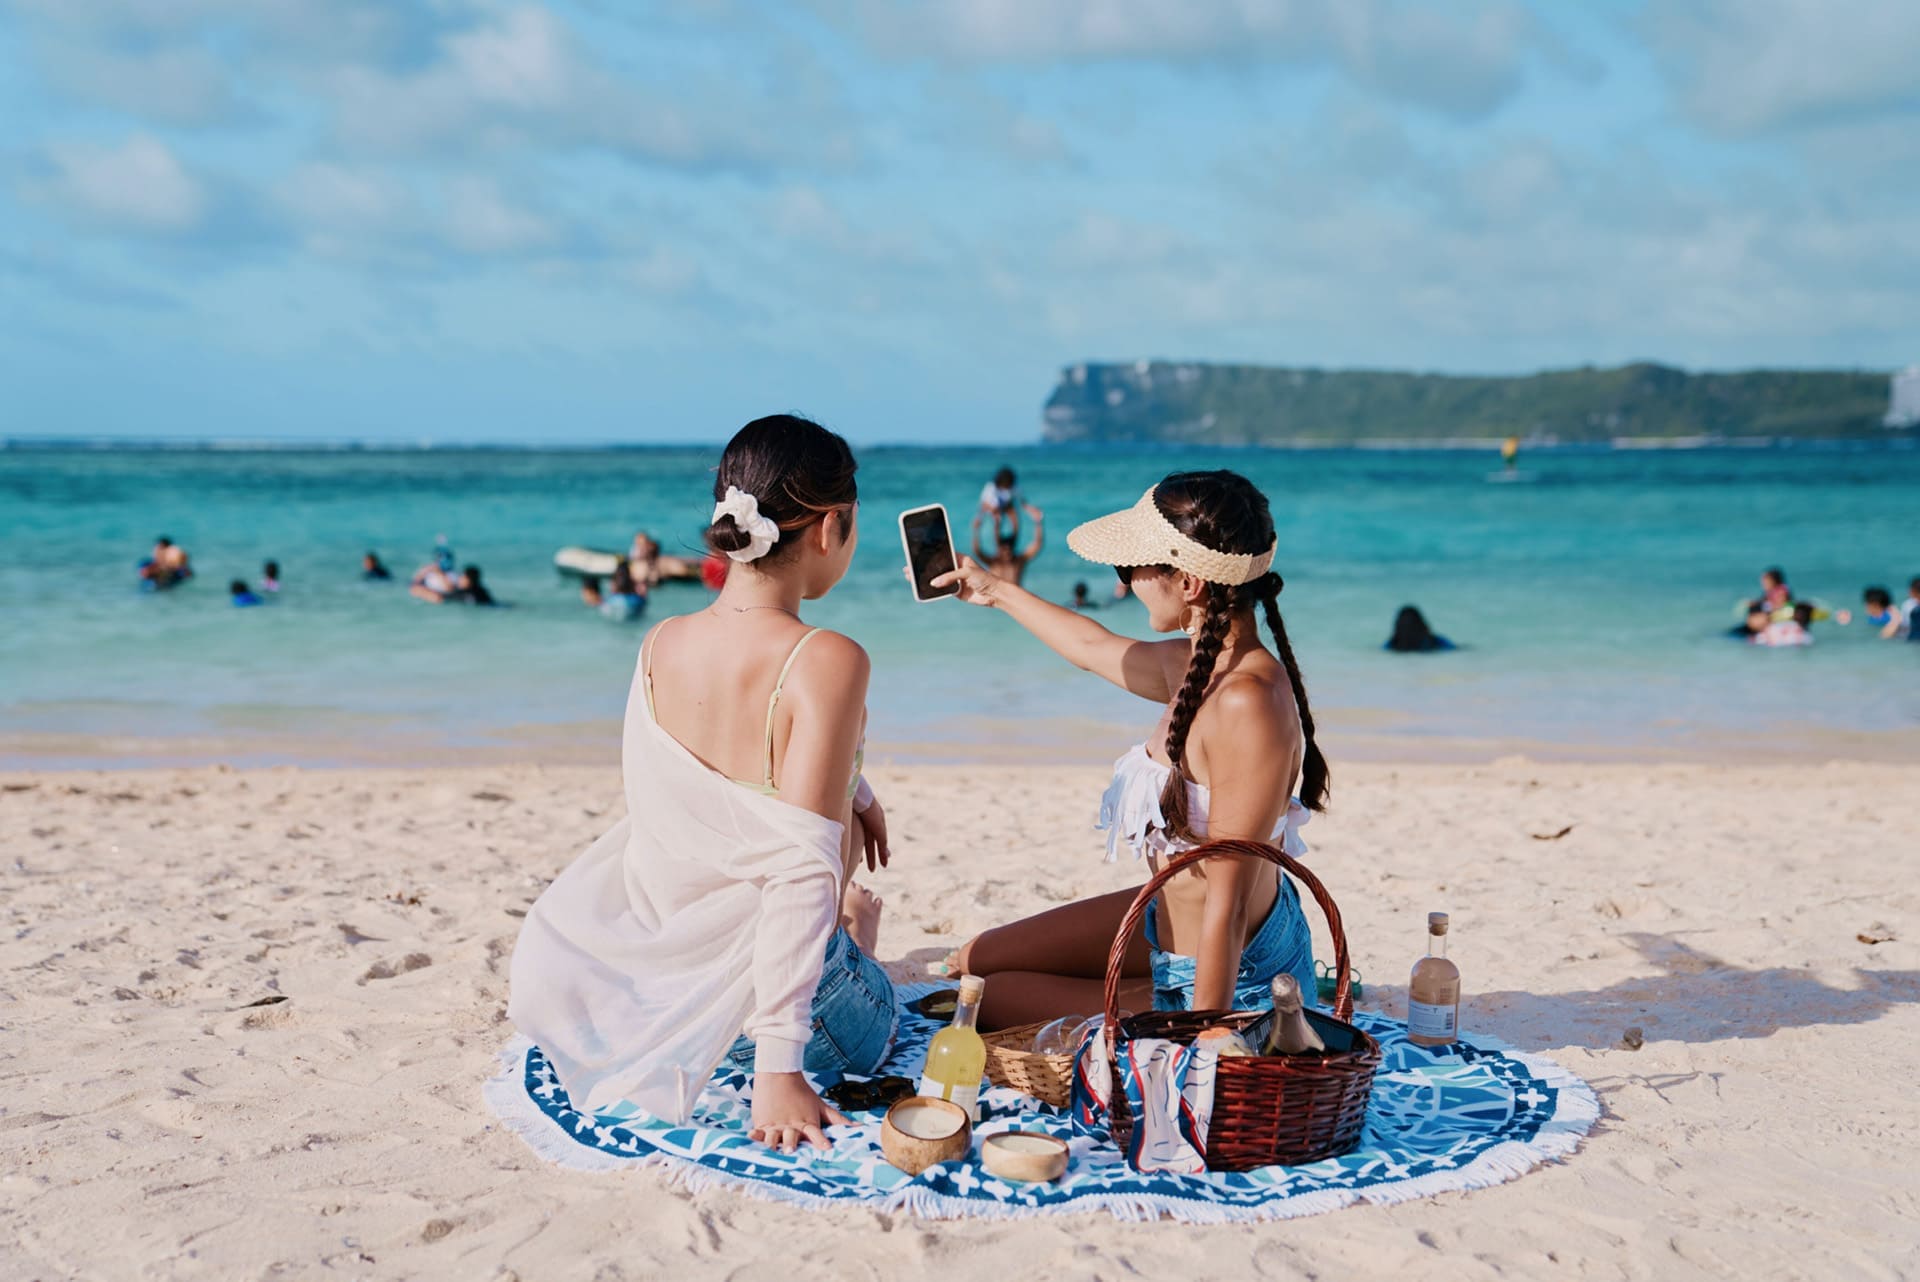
[3,759,1916,1280]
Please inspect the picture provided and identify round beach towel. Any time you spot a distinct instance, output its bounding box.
[485,983,1596,1223]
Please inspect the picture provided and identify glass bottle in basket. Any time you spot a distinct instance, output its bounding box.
[1262,973,1326,1055]
[916,974,987,1120]
[1407,911,1461,1046]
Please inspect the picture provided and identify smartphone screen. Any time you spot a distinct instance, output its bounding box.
[900,505,959,600]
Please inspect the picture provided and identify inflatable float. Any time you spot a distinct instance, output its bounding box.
[1731,598,1834,623]
[553,547,623,581]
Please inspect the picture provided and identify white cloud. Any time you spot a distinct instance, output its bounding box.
[276,162,408,232]
[5,0,438,67]
[321,6,789,172]
[618,248,704,296]
[819,0,1541,117]
[917,77,1077,169]
[1646,0,1920,134]
[764,186,925,264]
[39,41,240,126]
[28,134,208,235]
[441,177,557,255]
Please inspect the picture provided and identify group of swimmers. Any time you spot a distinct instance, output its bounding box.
[1733,566,1920,647]
[573,532,712,622]
[133,534,504,609]
[407,540,498,607]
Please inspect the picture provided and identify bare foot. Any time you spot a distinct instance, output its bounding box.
[841,882,883,955]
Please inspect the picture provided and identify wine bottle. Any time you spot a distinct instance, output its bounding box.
[1407,911,1461,1047]
[1262,974,1326,1055]
[916,974,987,1120]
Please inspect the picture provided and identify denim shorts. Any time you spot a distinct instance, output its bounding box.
[725,926,898,1082]
[1144,877,1317,1011]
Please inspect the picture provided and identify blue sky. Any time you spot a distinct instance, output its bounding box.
[2,0,1916,443]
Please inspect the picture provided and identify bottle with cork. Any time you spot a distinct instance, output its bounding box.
[1407,911,1460,1046]
[916,974,988,1120]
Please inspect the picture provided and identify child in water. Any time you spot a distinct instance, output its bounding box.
[1753,602,1814,647]
[1860,587,1899,637]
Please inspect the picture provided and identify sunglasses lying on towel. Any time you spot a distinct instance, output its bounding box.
[822,1075,915,1114]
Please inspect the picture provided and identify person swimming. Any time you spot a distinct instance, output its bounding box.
[411,561,495,605]
[628,533,700,589]
[1730,604,1772,640]
[978,466,1022,542]
[1758,566,1793,614]
[139,537,193,590]
[1753,601,1815,647]
[579,575,606,609]
[1385,605,1455,653]
[261,560,281,593]
[971,503,1043,587]
[229,579,263,608]
[409,559,457,602]
[600,562,646,621]
[457,565,496,606]
[362,552,393,581]
[1069,581,1098,611]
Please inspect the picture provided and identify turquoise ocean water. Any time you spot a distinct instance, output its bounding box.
[3,443,1917,767]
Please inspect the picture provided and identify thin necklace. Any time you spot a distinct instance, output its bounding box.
[713,603,798,617]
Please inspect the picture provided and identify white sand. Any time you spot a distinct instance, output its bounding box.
[3,761,1917,1280]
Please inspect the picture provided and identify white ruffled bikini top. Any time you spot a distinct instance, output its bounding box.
[1096,742,1310,864]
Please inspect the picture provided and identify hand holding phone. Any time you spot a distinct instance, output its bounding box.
[899,504,959,602]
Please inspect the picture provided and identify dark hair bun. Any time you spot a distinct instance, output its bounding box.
[706,513,753,554]
[703,415,858,562]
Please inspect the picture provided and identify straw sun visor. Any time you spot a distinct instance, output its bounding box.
[1066,487,1276,587]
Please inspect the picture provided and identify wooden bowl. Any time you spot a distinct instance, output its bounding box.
[980,1130,1070,1183]
[880,1098,971,1176]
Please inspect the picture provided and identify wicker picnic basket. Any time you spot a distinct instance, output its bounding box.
[982,1021,1078,1109]
[1101,838,1381,1171]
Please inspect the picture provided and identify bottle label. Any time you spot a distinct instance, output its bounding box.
[1407,999,1457,1039]
[917,1075,981,1120]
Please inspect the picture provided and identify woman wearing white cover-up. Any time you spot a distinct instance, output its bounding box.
[507,415,896,1155]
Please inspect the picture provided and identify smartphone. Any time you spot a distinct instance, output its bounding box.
[898,504,959,602]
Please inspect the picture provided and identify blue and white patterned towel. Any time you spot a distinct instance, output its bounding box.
[485,982,1597,1223]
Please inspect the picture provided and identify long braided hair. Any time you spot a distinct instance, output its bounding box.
[1151,471,1329,843]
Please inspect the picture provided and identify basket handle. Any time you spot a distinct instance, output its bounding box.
[1102,838,1353,1034]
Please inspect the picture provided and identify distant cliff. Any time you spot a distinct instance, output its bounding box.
[1041,361,1895,445]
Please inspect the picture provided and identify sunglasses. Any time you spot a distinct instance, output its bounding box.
[1114,564,1166,586]
[822,1075,915,1114]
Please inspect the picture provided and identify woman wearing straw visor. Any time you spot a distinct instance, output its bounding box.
[935,471,1328,1029]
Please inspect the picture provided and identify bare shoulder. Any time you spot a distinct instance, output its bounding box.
[1203,668,1299,744]
[789,629,872,696]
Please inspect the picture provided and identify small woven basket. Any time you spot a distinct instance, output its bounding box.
[1101,838,1381,1171]
[982,1022,1081,1109]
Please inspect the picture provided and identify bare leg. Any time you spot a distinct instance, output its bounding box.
[842,882,882,955]
[969,971,1154,1030]
[954,886,1155,1031]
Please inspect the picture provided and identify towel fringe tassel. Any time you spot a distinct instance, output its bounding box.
[484,1029,1600,1224]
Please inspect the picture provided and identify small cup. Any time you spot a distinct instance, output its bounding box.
[880,1098,971,1176]
[980,1130,1070,1183]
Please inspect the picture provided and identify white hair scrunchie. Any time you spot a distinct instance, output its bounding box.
[712,486,782,563]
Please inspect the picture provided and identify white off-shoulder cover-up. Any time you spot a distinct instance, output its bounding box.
[506,653,845,1124]
[1096,743,1310,863]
